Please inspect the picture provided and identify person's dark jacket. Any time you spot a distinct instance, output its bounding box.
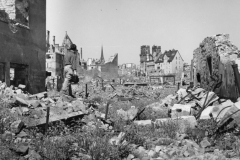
[64,50,77,70]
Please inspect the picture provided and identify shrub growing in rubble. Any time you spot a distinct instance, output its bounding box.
[154,119,180,139]
[138,107,168,121]
[29,121,131,160]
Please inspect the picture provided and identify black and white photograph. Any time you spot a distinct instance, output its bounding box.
[1,0,240,159]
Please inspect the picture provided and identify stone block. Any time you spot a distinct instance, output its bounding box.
[17,131,28,138]
[148,150,157,158]
[134,120,152,126]
[155,146,163,153]
[171,104,192,118]
[1,131,14,141]
[11,120,24,134]
[200,138,211,148]
[127,154,134,160]
[15,96,28,106]
[18,84,26,89]
[15,143,29,155]
[26,150,42,160]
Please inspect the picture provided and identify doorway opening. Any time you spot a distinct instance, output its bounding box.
[0,63,5,82]
[197,73,201,83]
[10,63,28,87]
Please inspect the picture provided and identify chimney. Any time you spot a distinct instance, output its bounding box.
[80,48,82,59]
[53,36,55,45]
[46,30,50,45]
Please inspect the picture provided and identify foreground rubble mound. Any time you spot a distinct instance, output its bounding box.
[1,80,240,159]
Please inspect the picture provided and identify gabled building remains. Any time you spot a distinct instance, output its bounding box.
[155,49,184,76]
[46,31,82,91]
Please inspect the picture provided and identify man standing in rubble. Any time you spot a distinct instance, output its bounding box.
[61,44,78,97]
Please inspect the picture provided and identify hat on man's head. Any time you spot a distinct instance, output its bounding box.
[68,44,77,51]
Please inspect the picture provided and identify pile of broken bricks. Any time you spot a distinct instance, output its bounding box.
[102,84,240,159]
[0,83,89,127]
[2,79,240,159]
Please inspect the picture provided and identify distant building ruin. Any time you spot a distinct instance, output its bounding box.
[101,53,118,79]
[46,31,82,91]
[87,46,105,70]
[154,49,184,77]
[0,0,46,93]
[140,45,153,75]
[140,45,184,77]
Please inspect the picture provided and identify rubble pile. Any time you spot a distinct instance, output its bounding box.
[1,78,240,159]
[0,82,88,127]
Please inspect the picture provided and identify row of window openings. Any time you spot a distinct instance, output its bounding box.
[0,66,27,87]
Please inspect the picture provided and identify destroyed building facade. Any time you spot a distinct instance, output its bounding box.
[193,34,240,100]
[140,45,154,75]
[101,53,118,79]
[46,33,64,91]
[87,46,105,70]
[0,0,46,93]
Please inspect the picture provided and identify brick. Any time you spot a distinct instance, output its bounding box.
[11,120,24,134]
[200,139,211,148]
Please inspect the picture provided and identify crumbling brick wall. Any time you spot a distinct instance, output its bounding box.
[193,34,240,100]
[101,53,119,79]
[0,0,29,25]
[0,0,46,94]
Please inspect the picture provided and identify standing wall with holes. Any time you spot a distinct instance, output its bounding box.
[193,34,240,100]
[0,0,46,93]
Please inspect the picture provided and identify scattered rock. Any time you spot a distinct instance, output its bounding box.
[200,138,211,148]
[11,120,24,134]
[14,143,29,155]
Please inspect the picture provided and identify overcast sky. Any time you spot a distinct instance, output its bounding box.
[47,0,240,65]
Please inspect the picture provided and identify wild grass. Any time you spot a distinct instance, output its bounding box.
[0,87,180,160]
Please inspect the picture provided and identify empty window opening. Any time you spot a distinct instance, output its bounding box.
[46,54,51,59]
[207,57,212,75]
[197,73,201,83]
[10,68,15,80]
[0,63,5,82]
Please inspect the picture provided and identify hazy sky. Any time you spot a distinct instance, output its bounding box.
[47,0,240,65]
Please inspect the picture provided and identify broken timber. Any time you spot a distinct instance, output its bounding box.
[26,111,85,128]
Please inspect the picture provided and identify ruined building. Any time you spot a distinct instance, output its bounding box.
[152,45,161,59]
[0,0,46,93]
[140,45,184,76]
[101,53,118,79]
[140,45,154,75]
[193,34,240,100]
[46,33,64,91]
[96,46,105,65]
[87,46,105,71]
[83,51,119,80]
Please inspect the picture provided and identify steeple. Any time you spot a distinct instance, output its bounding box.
[99,45,105,64]
[62,31,73,49]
